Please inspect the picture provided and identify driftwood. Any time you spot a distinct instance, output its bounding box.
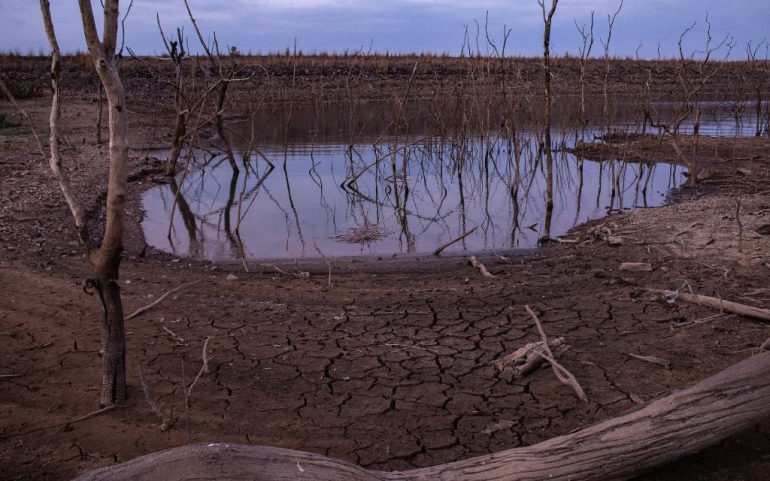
[491,337,568,376]
[74,351,770,481]
[653,289,770,322]
[525,305,587,401]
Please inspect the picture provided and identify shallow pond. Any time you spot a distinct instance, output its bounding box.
[142,135,685,261]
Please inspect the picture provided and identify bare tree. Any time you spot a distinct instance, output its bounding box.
[156,19,188,175]
[39,0,131,406]
[182,0,242,174]
[600,0,623,136]
[647,14,734,185]
[538,0,558,238]
[746,39,768,137]
[575,11,595,128]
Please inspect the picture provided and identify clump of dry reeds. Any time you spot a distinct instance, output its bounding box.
[336,223,384,244]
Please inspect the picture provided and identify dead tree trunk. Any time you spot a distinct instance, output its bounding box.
[39,0,129,406]
[74,351,770,481]
[77,0,130,406]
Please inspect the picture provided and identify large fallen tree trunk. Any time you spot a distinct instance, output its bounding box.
[75,351,770,481]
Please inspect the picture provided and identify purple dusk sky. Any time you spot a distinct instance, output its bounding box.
[1,1,767,59]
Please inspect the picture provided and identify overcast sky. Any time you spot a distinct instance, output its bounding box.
[1,1,767,59]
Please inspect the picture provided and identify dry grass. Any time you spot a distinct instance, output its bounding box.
[336,223,384,244]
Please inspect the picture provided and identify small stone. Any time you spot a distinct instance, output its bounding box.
[736,167,752,176]
[696,167,715,181]
[629,393,645,404]
[225,273,238,281]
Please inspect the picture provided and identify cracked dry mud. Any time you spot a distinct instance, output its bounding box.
[1,99,770,480]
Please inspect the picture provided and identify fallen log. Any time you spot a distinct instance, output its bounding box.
[74,351,770,481]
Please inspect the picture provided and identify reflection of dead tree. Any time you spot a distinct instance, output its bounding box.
[746,39,768,137]
[77,351,770,481]
[647,15,734,185]
[167,177,200,256]
[390,63,419,253]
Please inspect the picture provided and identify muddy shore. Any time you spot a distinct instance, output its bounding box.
[1,62,770,480]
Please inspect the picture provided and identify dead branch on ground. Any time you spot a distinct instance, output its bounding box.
[525,305,587,401]
[491,337,569,377]
[652,289,770,322]
[185,336,214,406]
[125,279,204,320]
[138,363,174,431]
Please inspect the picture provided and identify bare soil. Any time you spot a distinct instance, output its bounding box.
[1,67,770,480]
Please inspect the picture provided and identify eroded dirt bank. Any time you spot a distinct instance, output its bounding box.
[1,93,770,480]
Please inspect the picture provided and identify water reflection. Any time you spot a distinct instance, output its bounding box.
[142,136,684,261]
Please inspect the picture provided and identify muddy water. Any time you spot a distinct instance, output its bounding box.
[141,135,684,261]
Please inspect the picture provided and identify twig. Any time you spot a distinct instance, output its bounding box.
[671,312,726,329]
[433,227,478,256]
[736,196,743,253]
[201,336,213,374]
[627,353,671,369]
[537,351,588,400]
[761,338,770,352]
[125,279,204,320]
[312,239,332,287]
[181,359,190,434]
[65,404,117,427]
[162,326,185,345]
[138,363,174,431]
[467,256,495,278]
[258,263,309,279]
[186,336,214,405]
[525,305,587,401]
